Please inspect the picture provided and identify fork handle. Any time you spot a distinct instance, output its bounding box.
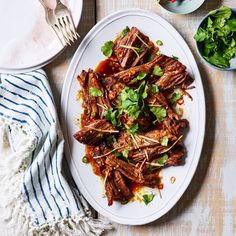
[39,0,49,10]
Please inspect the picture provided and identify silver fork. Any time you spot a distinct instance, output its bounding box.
[39,0,67,46]
[54,0,80,45]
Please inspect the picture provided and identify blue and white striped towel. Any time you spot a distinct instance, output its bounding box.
[0,70,110,236]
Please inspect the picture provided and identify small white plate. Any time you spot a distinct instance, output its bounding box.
[0,0,82,73]
[159,0,205,14]
[61,9,205,225]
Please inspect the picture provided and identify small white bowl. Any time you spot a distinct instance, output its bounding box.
[158,0,205,14]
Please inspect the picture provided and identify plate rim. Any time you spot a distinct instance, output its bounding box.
[61,8,206,225]
[0,0,83,74]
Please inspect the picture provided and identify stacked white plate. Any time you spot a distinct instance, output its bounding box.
[0,0,82,73]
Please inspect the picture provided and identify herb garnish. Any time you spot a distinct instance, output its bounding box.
[101,41,114,57]
[130,72,147,84]
[104,108,119,126]
[170,92,183,104]
[150,106,167,123]
[122,149,129,158]
[151,84,159,93]
[142,193,155,205]
[152,66,164,76]
[119,81,148,119]
[122,26,130,37]
[127,123,139,135]
[194,6,236,68]
[160,136,169,146]
[89,87,103,97]
[156,154,168,166]
[113,150,122,158]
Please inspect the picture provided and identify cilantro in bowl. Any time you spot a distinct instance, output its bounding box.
[194,6,236,69]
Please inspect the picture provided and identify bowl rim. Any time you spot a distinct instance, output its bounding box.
[195,7,236,71]
[158,0,205,15]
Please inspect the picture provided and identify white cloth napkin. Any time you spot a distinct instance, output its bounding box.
[0,70,111,235]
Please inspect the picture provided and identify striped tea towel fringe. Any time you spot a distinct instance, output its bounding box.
[0,71,112,236]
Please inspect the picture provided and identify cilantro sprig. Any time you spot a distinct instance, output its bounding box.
[156,154,168,166]
[122,149,129,158]
[127,123,139,135]
[151,84,159,93]
[142,193,155,205]
[160,136,168,146]
[122,26,130,37]
[194,6,236,68]
[118,81,149,120]
[89,87,103,97]
[150,106,167,123]
[104,108,119,126]
[130,72,147,84]
[170,92,183,104]
[101,41,114,57]
[152,66,164,77]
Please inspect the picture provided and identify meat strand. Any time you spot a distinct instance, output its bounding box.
[73,120,117,145]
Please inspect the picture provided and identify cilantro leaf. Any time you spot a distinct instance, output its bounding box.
[151,84,159,93]
[122,149,129,158]
[209,52,230,68]
[122,26,130,37]
[194,27,208,42]
[137,81,149,99]
[150,107,167,123]
[101,41,114,57]
[156,154,168,166]
[113,150,122,158]
[89,87,103,97]
[170,92,183,104]
[152,66,164,76]
[209,6,232,19]
[127,123,139,135]
[160,136,168,146]
[130,72,147,84]
[104,108,119,126]
[119,82,149,119]
[142,193,155,205]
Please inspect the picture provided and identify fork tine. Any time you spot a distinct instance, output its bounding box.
[53,0,79,45]
[52,24,67,46]
[56,19,71,45]
[66,15,80,40]
[64,16,77,41]
[52,26,66,46]
[61,17,75,42]
[53,23,67,45]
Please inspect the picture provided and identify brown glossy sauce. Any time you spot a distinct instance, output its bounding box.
[130,182,142,192]
[95,57,122,77]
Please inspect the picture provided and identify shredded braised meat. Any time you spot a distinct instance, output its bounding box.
[74,26,194,206]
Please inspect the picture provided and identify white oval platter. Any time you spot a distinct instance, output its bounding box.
[61,9,205,225]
